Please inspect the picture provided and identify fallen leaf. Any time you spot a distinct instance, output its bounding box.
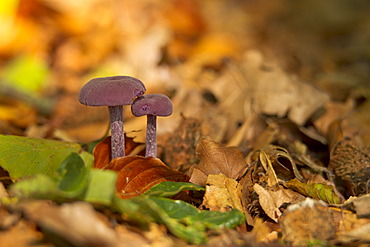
[253,183,302,222]
[0,218,46,247]
[190,136,248,186]
[16,200,126,247]
[336,222,370,245]
[10,153,117,205]
[252,50,329,125]
[257,145,303,182]
[286,178,341,204]
[0,134,84,180]
[343,194,370,219]
[251,218,273,243]
[114,195,245,245]
[93,135,145,169]
[0,205,20,230]
[202,174,243,212]
[144,181,204,198]
[106,156,189,199]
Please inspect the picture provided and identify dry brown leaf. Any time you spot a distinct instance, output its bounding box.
[143,224,175,247]
[0,98,37,128]
[333,99,370,147]
[253,184,303,222]
[201,174,243,212]
[16,200,126,247]
[329,205,370,246]
[337,223,370,244]
[257,145,303,182]
[0,219,47,247]
[189,136,248,186]
[0,206,20,230]
[343,194,370,219]
[243,50,329,125]
[251,218,276,243]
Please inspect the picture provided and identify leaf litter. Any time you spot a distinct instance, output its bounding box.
[0,0,370,246]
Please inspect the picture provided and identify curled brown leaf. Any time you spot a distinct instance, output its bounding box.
[109,156,189,199]
[93,136,145,169]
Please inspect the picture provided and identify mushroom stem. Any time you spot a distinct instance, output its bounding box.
[108,105,125,159]
[145,114,157,157]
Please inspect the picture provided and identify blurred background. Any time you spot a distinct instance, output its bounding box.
[0,0,369,147]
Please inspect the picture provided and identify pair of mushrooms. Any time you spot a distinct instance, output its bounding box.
[78,76,173,160]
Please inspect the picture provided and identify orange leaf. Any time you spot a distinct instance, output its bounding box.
[108,156,189,199]
[93,136,145,169]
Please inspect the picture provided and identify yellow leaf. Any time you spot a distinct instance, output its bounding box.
[202,173,243,212]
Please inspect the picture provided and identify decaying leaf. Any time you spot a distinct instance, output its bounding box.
[189,136,248,186]
[343,194,370,219]
[106,156,189,199]
[257,145,303,182]
[202,174,243,212]
[251,218,277,243]
[280,198,336,246]
[286,178,341,204]
[211,50,330,126]
[0,217,44,247]
[253,183,302,222]
[258,151,279,187]
[14,200,147,247]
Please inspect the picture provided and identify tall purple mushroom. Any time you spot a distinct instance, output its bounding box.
[131,94,173,158]
[79,76,146,159]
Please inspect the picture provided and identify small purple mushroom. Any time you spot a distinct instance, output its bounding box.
[131,94,173,157]
[79,76,146,159]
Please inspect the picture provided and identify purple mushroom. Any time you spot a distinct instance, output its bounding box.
[131,94,173,157]
[79,76,146,159]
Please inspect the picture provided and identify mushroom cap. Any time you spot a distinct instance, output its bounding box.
[131,94,173,117]
[79,76,146,106]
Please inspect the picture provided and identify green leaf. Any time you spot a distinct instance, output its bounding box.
[286,178,340,204]
[190,209,246,229]
[0,134,82,180]
[10,153,87,200]
[144,181,205,197]
[114,196,246,244]
[83,169,117,205]
[79,151,94,168]
[10,173,61,200]
[148,196,199,219]
[57,153,89,194]
[10,153,118,205]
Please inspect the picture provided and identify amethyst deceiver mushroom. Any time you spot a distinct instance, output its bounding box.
[131,94,173,158]
[79,76,146,159]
